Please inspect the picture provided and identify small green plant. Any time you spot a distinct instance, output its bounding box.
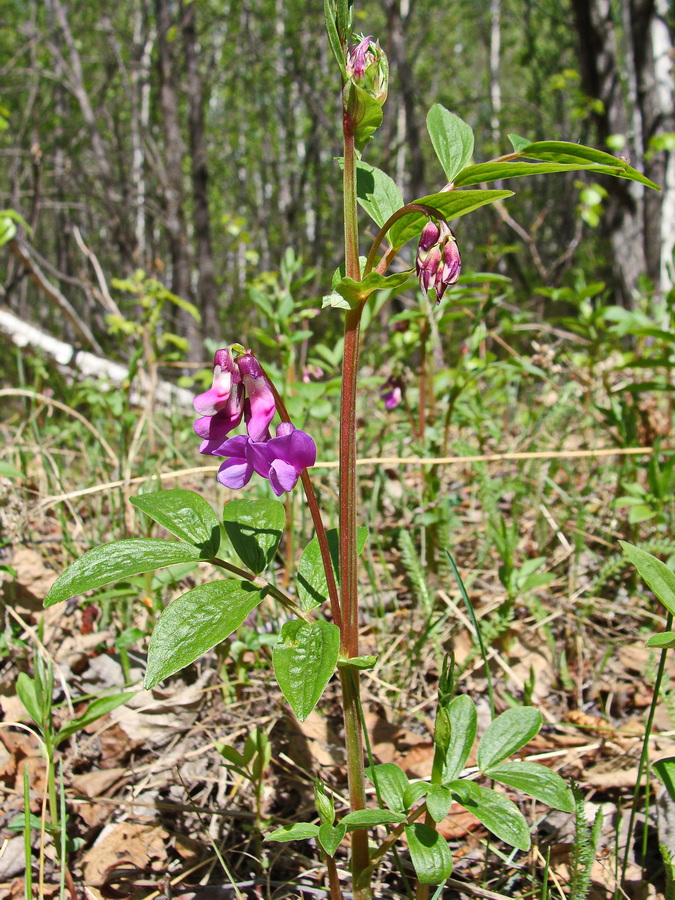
[40,2,658,895]
[13,645,133,864]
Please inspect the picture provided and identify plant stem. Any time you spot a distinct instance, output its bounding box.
[261,370,343,630]
[340,119,370,900]
[620,610,673,891]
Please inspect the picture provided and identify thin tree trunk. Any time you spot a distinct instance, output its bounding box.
[154,0,200,354]
[181,0,219,337]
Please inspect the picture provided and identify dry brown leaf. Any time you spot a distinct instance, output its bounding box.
[11,547,57,605]
[582,765,640,789]
[81,821,169,886]
[397,741,434,778]
[286,709,343,769]
[71,766,128,799]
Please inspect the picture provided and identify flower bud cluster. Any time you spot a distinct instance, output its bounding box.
[415,220,462,303]
[346,35,388,106]
[194,349,316,495]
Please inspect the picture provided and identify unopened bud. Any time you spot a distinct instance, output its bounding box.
[314,779,335,825]
[346,35,388,106]
[415,220,461,303]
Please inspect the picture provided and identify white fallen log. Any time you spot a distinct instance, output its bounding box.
[0,306,195,409]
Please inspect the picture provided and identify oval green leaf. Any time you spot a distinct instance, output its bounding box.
[273,620,340,721]
[442,693,478,782]
[145,580,264,688]
[44,540,205,607]
[485,761,574,812]
[131,489,220,556]
[265,822,320,842]
[341,808,407,830]
[654,757,675,804]
[448,780,530,850]
[404,823,453,885]
[365,763,410,813]
[477,707,542,772]
[426,785,452,823]
[223,499,285,574]
[355,161,404,228]
[55,691,136,745]
[427,104,474,183]
[318,822,346,857]
[297,527,368,611]
[646,632,675,648]
[620,542,675,616]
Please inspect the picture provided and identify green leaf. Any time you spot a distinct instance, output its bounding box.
[448,780,531,850]
[344,82,383,151]
[323,0,346,79]
[404,823,453,885]
[654,757,675,804]
[273,620,340,721]
[646,632,675,649]
[442,694,478,782]
[620,542,675,615]
[222,498,285,574]
[131,489,220,556]
[0,216,17,246]
[484,761,574,812]
[297,527,368,611]
[265,822,320,842]
[341,808,407,830]
[333,270,414,308]
[145,580,264,688]
[388,190,513,250]
[0,462,23,479]
[404,781,432,809]
[16,673,42,727]
[216,743,246,768]
[322,291,352,310]
[355,161,404,229]
[318,822,346,856]
[477,707,542,771]
[365,763,410,813]
[55,692,136,745]
[516,141,659,189]
[44,540,205,607]
[508,134,532,152]
[338,654,377,670]
[427,105,474,184]
[427,785,452,822]
[454,160,648,187]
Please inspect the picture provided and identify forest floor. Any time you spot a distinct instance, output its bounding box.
[1,377,674,900]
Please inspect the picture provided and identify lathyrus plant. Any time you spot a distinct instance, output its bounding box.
[43,1,658,896]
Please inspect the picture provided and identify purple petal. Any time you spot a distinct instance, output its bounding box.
[268,459,300,495]
[193,382,230,417]
[239,353,276,442]
[266,428,317,471]
[246,439,272,478]
[217,457,253,490]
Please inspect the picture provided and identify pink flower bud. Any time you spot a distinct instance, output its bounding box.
[415,220,462,302]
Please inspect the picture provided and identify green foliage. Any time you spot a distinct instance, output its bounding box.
[272,620,340,721]
[222,498,285,574]
[145,580,265,688]
[44,540,208,608]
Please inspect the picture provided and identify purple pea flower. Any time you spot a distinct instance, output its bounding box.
[194,347,317,495]
[193,348,239,417]
[416,220,461,303]
[215,424,316,496]
[249,422,317,496]
[379,376,403,411]
[238,352,276,442]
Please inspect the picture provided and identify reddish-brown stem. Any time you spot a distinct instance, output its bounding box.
[340,119,370,900]
[261,370,343,632]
